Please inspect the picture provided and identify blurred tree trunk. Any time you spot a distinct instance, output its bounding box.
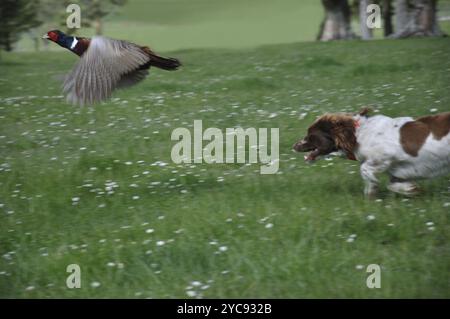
[28,30,40,52]
[93,17,103,35]
[317,0,356,40]
[428,0,444,35]
[382,0,393,36]
[81,0,127,36]
[3,32,12,51]
[392,0,444,37]
[360,0,374,39]
[395,0,409,34]
[33,37,39,51]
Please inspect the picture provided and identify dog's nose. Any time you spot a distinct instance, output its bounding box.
[293,140,305,149]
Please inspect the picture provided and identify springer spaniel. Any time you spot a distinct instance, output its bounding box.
[293,109,450,198]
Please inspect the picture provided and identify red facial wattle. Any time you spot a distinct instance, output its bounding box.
[48,32,58,42]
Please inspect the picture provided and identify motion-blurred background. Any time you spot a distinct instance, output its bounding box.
[1,1,449,299]
[2,0,450,52]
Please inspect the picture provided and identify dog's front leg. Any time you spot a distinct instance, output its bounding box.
[360,161,389,199]
[387,177,421,196]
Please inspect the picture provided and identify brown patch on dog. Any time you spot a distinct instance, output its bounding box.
[400,121,429,156]
[400,112,450,157]
[417,112,450,140]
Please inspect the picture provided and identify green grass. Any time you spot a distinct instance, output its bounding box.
[0,37,449,298]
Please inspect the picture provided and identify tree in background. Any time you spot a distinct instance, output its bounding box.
[0,0,41,52]
[318,0,444,41]
[317,0,356,40]
[27,0,65,52]
[382,0,394,36]
[40,0,127,36]
[0,0,128,53]
[77,0,127,35]
[356,0,392,39]
[359,0,374,39]
[392,0,443,37]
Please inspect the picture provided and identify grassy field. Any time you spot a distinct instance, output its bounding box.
[0,37,450,298]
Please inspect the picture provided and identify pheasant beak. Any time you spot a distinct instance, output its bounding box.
[42,34,49,39]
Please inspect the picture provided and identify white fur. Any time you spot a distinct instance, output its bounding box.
[353,114,450,197]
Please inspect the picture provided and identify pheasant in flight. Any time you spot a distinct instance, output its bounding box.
[43,30,181,106]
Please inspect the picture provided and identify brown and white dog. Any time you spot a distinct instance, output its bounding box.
[293,109,450,197]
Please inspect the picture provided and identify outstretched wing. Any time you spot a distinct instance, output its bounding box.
[117,69,149,89]
[63,36,150,106]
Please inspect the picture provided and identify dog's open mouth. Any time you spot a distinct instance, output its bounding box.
[304,149,320,162]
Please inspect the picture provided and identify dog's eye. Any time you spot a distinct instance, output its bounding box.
[307,134,318,143]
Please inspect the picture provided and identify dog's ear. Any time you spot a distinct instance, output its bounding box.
[331,117,357,156]
[311,114,358,157]
[357,107,371,117]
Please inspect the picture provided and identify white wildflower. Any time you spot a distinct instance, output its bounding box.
[90,282,101,288]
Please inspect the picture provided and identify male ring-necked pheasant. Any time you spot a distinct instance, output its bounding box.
[43,30,181,106]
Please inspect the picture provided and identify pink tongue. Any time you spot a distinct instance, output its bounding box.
[304,153,315,162]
